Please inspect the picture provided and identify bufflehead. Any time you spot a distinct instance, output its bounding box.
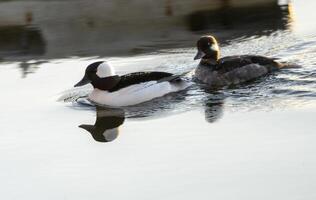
[194,35,285,87]
[74,61,190,106]
[79,107,125,142]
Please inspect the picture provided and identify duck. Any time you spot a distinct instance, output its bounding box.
[74,61,190,106]
[194,35,286,87]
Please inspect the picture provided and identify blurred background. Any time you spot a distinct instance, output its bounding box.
[0,0,296,60]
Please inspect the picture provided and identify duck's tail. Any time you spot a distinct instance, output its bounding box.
[157,70,193,83]
[268,57,301,69]
[278,62,302,69]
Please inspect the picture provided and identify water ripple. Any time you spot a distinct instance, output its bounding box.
[62,31,316,116]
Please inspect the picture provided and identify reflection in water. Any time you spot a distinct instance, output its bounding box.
[0,26,45,57]
[0,0,295,81]
[77,88,227,143]
[75,90,191,142]
[79,107,125,142]
[203,91,225,123]
[0,0,292,63]
[187,2,290,34]
[19,60,48,78]
[123,90,188,118]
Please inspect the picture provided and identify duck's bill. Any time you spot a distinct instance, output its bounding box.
[74,75,91,87]
[194,50,205,60]
[79,124,94,132]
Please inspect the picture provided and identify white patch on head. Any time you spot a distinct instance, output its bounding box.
[102,128,119,142]
[211,43,219,51]
[96,61,116,78]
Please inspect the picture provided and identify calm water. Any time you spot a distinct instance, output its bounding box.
[1,0,316,199]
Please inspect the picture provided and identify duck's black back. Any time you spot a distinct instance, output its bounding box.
[215,55,280,73]
[108,71,173,92]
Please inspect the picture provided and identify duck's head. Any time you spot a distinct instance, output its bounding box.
[194,35,220,63]
[79,107,125,142]
[74,61,116,87]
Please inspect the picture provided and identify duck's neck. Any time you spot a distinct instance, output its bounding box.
[200,58,218,67]
[91,74,120,91]
[200,50,220,67]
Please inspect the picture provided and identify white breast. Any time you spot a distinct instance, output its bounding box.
[88,81,190,107]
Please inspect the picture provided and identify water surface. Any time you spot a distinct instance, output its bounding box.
[0,0,316,199]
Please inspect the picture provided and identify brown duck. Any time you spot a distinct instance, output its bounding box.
[194,35,286,87]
